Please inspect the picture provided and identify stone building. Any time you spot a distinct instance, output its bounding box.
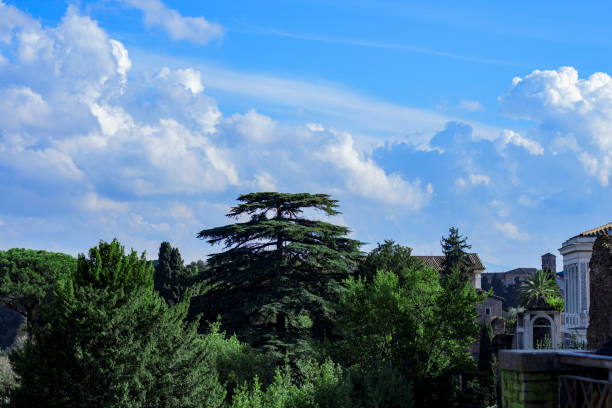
[559,221,612,346]
[482,267,536,287]
[414,253,485,289]
[541,252,556,273]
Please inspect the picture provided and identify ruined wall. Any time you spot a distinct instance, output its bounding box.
[587,235,612,349]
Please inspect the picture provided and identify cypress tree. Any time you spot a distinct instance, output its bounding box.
[477,323,496,406]
[191,192,363,359]
[154,242,192,305]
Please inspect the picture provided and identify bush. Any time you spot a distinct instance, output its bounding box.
[230,360,414,408]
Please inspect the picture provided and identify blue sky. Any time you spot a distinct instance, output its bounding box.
[1,0,612,270]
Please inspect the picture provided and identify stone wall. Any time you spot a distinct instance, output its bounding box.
[588,235,612,349]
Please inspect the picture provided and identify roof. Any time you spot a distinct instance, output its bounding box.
[414,253,485,272]
[482,267,536,276]
[541,252,555,257]
[577,222,612,237]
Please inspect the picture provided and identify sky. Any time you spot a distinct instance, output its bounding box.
[1,0,612,271]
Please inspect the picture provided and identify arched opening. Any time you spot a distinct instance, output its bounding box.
[532,316,552,349]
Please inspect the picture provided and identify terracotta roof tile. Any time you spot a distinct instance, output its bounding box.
[413,253,485,272]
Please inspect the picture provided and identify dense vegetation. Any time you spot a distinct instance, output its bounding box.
[0,192,496,407]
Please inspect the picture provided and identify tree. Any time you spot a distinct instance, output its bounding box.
[0,249,76,336]
[9,239,225,408]
[191,192,363,359]
[519,269,561,309]
[440,227,472,276]
[154,242,194,305]
[478,323,497,406]
[358,240,417,282]
[335,239,485,405]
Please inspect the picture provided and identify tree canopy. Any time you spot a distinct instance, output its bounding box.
[191,192,363,359]
[154,242,194,305]
[9,239,225,408]
[0,249,76,336]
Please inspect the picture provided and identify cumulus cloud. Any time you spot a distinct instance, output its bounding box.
[157,67,204,94]
[500,66,612,185]
[501,129,544,155]
[226,109,277,143]
[0,6,239,197]
[316,132,433,209]
[122,0,223,45]
[494,221,529,240]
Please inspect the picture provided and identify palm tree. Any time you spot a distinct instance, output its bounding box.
[519,269,560,308]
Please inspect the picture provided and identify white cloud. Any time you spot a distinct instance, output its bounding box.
[157,66,204,94]
[122,0,223,45]
[253,171,278,191]
[494,221,529,240]
[307,123,324,132]
[226,109,277,143]
[316,131,433,209]
[80,193,128,212]
[459,99,484,112]
[0,87,51,130]
[469,173,491,185]
[500,66,612,184]
[501,129,544,155]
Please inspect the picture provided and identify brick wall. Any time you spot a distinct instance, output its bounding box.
[587,235,612,349]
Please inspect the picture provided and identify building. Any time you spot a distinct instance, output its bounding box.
[541,252,556,273]
[482,267,536,287]
[559,221,612,346]
[414,253,485,289]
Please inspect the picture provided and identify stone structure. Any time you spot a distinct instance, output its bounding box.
[587,235,612,349]
[414,253,485,289]
[482,268,536,287]
[541,252,556,273]
[514,305,562,350]
[500,350,612,408]
[559,222,612,346]
[476,294,503,324]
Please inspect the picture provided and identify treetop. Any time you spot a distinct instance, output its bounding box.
[227,192,341,220]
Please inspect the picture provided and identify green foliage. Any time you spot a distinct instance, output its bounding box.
[440,227,472,275]
[154,242,195,305]
[74,238,153,294]
[230,360,413,408]
[502,306,525,334]
[0,249,76,336]
[478,323,497,406]
[334,238,485,405]
[519,269,561,309]
[8,239,224,408]
[202,320,276,402]
[192,192,363,360]
[357,240,416,282]
[546,296,564,312]
[482,273,521,311]
[0,352,16,406]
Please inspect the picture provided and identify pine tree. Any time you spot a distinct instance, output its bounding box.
[9,239,225,408]
[440,227,472,275]
[0,249,76,336]
[191,192,363,359]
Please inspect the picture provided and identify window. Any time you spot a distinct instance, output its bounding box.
[485,307,491,316]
